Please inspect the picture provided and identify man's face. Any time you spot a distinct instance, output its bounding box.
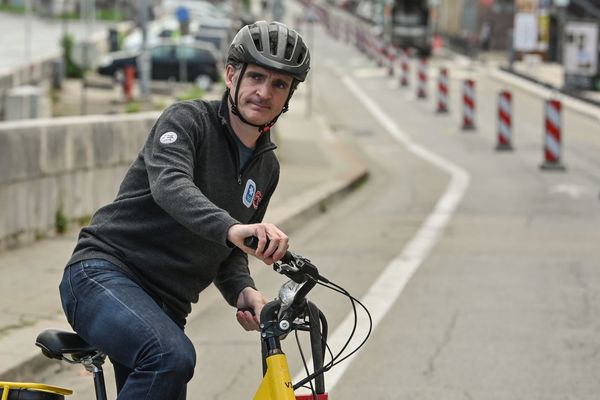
[226,64,294,127]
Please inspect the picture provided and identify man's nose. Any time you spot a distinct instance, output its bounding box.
[256,81,273,99]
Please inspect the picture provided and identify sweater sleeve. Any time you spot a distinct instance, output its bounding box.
[214,249,256,307]
[214,168,280,306]
[144,102,239,246]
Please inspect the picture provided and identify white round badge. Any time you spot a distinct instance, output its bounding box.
[159,131,178,144]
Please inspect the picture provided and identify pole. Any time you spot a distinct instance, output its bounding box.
[556,6,567,67]
[25,0,32,66]
[306,9,314,118]
[139,0,151,99]
[80,0,89,115]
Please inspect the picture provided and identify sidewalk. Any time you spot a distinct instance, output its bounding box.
[450,48,600,106]
[0,84,368,382]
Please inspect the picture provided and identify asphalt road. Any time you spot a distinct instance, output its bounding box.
[35,7,600,400]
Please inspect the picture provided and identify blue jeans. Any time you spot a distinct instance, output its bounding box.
[59,259,196,400]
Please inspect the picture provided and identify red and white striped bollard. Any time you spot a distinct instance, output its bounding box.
[462,79,476,130]
[387,44,396,76]
[496,91,513,150]
[399,49,410,87]
[436,68,449,113]
[540,98,566,170]
[416,57,428,99]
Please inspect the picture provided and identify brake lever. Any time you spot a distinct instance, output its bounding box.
[243,236,325,283]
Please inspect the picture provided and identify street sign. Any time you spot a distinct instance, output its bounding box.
[563,21,598,76]
[513,12,538,51]
[563,20,599,90]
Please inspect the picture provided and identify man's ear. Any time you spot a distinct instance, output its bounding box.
[225,65,236,89]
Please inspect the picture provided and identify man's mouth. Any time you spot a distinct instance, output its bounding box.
[248,99,271,110]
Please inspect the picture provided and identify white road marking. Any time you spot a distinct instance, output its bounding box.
[293,71,471,393]
[550,183,591,199]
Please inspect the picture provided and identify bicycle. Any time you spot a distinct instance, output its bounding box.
[0,237,372,400]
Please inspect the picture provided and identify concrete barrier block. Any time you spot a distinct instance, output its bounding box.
[6,181,28,235]
[92,122,121,167]
[0,128,42,184]
[70,124,95,170]
[119,119,148,162]
[92,167,126,210]
[41,125,69,175]
[33,176,59,232]
[0,185,8,238]
[71,170,95,219]
[0,113,159,245]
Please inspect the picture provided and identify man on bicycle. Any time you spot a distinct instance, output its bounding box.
[59,20,310,400]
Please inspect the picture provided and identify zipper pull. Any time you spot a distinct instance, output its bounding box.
[237,174,242,185]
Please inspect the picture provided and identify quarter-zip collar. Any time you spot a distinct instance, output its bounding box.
[215,93,277,183]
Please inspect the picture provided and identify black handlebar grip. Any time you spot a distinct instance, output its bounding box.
[243,236,294,264]
[236,307,255,316]
[243,236,261,250]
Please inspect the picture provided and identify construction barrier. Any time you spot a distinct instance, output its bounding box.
[496,91,514,150]
[311,9,573,174]
[436,68,449,113]
[540,98,566,170]
[462,79,476,130]
[417,57,428,99]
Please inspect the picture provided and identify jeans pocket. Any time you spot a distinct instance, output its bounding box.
[59,265,78,328]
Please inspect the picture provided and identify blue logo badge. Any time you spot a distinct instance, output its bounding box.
[243,179,256,208]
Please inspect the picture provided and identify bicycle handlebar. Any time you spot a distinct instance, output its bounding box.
[243,236,294,263]
[243,236,325,284]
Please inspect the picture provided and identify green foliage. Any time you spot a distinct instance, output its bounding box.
[58,10,78,19]
[55,209,67,235]
[153,99,168,111]
[77,214,92,226]
[96,8,124,21]
[0,3,25,13]
[60,34,84,78]
[125,100,142,113]
[176,86,205,101]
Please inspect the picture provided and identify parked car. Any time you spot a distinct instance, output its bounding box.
[97,41,221,84]
[194,28,230,62]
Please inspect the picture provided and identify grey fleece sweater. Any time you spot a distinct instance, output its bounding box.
[68,94,280,323]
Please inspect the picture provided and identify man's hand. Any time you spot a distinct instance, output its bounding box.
[236,287,268,331]
[227,223,289,264]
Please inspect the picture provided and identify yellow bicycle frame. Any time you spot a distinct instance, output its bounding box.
[253,353,296,400]
[0,381,73,400]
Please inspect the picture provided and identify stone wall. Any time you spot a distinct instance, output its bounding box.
[0,112,159,250]
[0,56,60,119]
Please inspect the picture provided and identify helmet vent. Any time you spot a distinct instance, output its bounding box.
[253,37,263,52]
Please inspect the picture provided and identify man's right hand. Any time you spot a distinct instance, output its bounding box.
[227,223,289,265]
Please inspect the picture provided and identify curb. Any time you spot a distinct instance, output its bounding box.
[491,68,600,120]
[275,166,369,235]
[499,66,600,109]
[0,318,71,382]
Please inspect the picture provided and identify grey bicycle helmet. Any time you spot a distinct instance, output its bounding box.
[227,21,310,82]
